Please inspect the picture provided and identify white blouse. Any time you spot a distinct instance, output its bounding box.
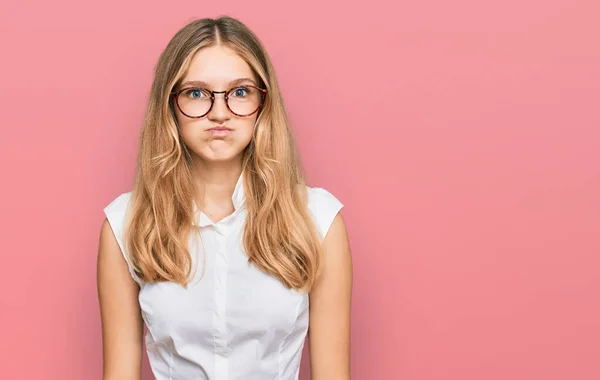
[103,173,344,380]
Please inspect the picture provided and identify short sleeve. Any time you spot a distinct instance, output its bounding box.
[306,186,344,241]
[103,191,143,285]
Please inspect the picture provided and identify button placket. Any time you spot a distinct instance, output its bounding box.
[213,229,229,378]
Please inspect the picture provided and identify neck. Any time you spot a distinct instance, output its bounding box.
[192,156,244,209]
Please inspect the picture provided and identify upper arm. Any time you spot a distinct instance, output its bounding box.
[97,218,144,380]
[308,212,353,380]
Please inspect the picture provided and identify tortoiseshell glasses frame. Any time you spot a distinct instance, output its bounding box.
[170,85,268,119]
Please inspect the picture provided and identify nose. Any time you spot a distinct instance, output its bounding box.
[207,91,231,122]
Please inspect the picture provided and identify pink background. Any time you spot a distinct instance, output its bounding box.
[1,0,599,379]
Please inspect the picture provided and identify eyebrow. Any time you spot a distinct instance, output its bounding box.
[179,77,257,89]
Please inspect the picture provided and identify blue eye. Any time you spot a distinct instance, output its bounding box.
[190,89,203,98]
[182,88,208,99]
[231,87,251,97]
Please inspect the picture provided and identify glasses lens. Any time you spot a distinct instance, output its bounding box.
[228,86,263,116]
[177,88,212,117]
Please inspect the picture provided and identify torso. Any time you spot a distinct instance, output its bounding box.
[103,178,343,380]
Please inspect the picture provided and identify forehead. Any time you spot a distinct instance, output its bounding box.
[182,45,256,87]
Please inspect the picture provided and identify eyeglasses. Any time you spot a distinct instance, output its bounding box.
[170,85,267,118]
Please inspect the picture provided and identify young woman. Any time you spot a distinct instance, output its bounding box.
[97,16,352,380]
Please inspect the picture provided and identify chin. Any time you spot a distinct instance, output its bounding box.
[199,150,246,163]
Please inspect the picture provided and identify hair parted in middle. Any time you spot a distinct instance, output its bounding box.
[123,16,325,292]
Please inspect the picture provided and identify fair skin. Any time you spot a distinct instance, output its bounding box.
[309,213,353,379]
[175,45,257,222]
[97,44,352,379]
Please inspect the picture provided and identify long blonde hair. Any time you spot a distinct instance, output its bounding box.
[123,16,323,292]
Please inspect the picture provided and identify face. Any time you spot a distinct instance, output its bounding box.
[174,45,260,165]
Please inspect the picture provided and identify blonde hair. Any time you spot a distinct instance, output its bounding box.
[123,16,323,292]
